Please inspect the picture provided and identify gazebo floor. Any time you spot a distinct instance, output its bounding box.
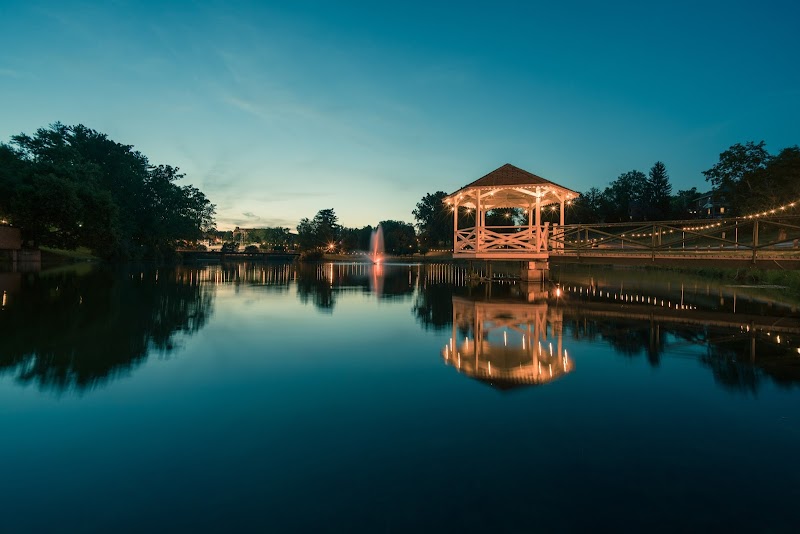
[453,251,550,260]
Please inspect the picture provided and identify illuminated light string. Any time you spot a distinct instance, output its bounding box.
[564,286,698,310]
[741,199,799,219]
[681,222,723,232]
[565,287,799,347]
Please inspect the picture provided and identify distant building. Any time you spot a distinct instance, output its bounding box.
[690,191,729,218]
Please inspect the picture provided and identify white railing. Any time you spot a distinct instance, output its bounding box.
[455,224,558,254]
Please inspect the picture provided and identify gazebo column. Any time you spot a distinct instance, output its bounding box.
[527,202,533,244]
[535,195,541,252]
[557,198,565,251]
[476,192,483,253]
[452,201,458,252]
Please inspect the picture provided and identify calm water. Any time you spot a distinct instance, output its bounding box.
[1,262,799,532]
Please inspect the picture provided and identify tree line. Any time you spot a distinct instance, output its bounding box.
[295,208,417,255]
[410,141,800,249]
[260,141,799,255]
[3,124,796,259]
[0,123,215,259]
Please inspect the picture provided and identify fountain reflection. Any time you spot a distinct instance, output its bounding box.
[443,287,574,390]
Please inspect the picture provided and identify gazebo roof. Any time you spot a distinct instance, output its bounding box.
[444,163,579,209]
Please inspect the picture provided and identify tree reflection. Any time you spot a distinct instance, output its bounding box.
[412,283,453,331]
[0,266,214,392]
[294,262,416,312]
[296,264,336,312]
[438,280,800,393]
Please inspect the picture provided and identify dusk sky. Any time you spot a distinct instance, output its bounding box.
[2,0,798,230]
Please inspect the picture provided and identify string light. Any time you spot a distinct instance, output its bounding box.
[682,222,724,232]
[741,199,799,219]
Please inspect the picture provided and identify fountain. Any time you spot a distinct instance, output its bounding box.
[369,225,384,264]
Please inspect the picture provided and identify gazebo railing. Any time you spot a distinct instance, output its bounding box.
[455,224,556,254]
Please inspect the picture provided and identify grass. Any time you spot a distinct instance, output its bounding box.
[650,265,800,296]
[39,246,99,262]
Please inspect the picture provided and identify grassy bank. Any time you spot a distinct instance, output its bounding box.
[40,246,99,263]
[643,265,800,296]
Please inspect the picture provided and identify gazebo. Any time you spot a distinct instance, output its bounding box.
[443,163,579,280]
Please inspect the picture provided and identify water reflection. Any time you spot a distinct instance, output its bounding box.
[187,262,425,311]
[0,266,214,392]
[431,270,800,392]
[443,293,573,390]
[2,261,799,394]
[553,272,800,391]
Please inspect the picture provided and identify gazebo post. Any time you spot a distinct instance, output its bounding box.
[476,191,483,253]
[453,200,458,252]
[535,193,541,252]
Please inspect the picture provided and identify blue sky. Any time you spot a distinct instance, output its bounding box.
[1,1,798,229]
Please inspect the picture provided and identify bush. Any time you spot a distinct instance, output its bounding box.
[299,250,324,262]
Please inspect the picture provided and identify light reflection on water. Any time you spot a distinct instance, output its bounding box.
[1,262,799,532]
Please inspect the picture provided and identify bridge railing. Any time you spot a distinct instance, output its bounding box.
[554,215,800,260]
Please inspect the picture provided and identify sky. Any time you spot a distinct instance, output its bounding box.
[1,0,799,230]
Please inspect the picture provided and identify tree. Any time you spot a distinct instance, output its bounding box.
[604,170,648,221]
[571,187,605,223]
[703,141,771,214]
[340,225,373,253]
[296,218,317,250]
[413,191,452,249]
[12,173,84,249]
[645,161,672,220]
[485,208,523,227]
[734,146,800,213]
[670,187,699,219]
[313,208,340,248]
[0,144,27,220]
[295,208,341,250]
[378,220,417,254]
[3,123,215,259]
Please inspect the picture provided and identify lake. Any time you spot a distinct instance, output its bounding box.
[1,262,799,532]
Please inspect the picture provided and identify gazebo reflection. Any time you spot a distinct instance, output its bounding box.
[442,292,573,390]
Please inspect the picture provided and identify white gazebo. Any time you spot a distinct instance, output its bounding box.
[443,164,579,279]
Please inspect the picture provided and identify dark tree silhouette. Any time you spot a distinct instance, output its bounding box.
[646,161,672,220]
[413,191,452,249]
[1,123,215,259]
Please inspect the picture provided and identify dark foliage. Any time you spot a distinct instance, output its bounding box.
[0,123,215,259]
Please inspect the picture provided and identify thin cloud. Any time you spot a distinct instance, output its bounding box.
[0,68,21,78]
[219,214,296,228]
[224,95,272,121]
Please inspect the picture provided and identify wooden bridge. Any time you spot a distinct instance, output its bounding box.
[550,216,800,269]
